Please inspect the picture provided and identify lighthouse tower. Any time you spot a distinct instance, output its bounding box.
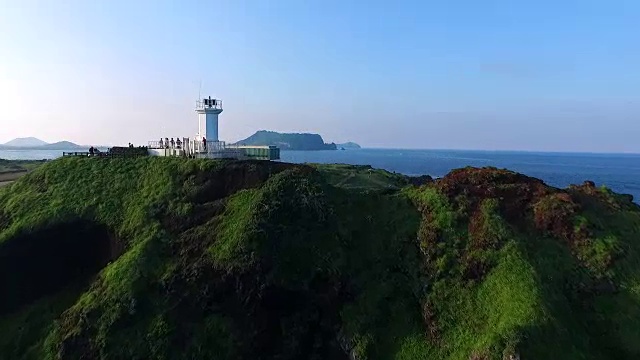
[196,96,223,141]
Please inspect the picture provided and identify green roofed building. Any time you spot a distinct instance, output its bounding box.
[234,145,280,160]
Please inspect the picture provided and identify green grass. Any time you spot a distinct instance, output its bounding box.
[0,287,84,360]
[402,182,640,359]
[312,163,409,191]
[401,188,541,359]
[0,157,232,359]
[1,158,640,359]
[211,167,340,286]
[333,189,423,359]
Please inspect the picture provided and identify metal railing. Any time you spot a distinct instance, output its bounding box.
[148,139,188,149]
[195,99,223,110]
[148,139,233,157]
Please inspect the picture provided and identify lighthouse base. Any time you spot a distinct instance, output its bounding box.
[148,148,186,157]
[194,148,246,159]
[146,139,279,160]
[148,138,280,160]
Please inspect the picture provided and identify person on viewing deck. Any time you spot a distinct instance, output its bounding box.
[170,138,175,148]
[176,138,182,149]
[202,137,207,151]
[165,137,169,148]
[159,138,164,148]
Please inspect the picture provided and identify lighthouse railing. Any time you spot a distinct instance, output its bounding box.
[148,141,163,149]
[195,99,223,110]
[184,139,229,155]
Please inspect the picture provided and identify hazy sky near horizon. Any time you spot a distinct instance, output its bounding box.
[1,0,639,152]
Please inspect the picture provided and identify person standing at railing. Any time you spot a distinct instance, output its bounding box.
[170,138,175,149]
[159,138,164,148]
[165,137,169,149]
[176,138,182,149]
[202,137,207,151]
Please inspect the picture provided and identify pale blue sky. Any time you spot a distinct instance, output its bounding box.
[1,0,639,152]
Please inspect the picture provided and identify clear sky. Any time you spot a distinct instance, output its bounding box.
[1,0,639,152]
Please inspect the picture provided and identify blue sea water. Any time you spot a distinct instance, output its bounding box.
[2,148,639,202]
[279,149,640,203]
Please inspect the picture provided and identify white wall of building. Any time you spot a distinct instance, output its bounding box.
[205,113,219,141]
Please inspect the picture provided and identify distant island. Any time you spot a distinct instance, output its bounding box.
[2,135,362,152]
[234,130,360,151]
[0,137,84,150]
[336,142,361,150]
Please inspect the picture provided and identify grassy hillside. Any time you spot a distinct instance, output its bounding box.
[0,158,639,359]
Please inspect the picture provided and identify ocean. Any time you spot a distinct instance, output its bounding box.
[1,148,639,202]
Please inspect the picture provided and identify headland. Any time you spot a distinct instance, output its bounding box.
[0,156,639,359]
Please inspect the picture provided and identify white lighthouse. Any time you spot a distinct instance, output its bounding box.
[196,96,223,141]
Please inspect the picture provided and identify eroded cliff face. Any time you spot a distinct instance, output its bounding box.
[0,158,639,360]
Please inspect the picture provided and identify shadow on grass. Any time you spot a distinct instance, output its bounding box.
[0,219,123,315]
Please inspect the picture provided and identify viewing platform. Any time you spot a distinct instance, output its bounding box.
[147,139,280,160]
[62,151,91,157]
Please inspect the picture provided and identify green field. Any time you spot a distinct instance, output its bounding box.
[311,163,409,190]
[0,160,47,185]
[0,159,47,173]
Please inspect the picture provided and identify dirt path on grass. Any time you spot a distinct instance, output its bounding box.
[0,170,27,187]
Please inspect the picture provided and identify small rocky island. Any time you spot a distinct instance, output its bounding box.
[234,130,359,150]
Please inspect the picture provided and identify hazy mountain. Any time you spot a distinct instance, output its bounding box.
[41,141,83,149]
[3,137,48,147]
[0,138,83,150]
